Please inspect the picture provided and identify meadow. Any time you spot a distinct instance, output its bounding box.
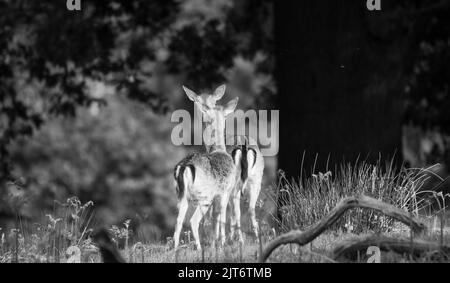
[1,161,449,263]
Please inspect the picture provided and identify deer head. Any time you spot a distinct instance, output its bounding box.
[182,85,238,150]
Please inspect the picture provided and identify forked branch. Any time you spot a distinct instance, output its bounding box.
[259,195,427,262]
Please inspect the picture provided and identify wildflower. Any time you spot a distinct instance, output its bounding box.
[67,196,81,208]
[344,221,354,233]
[46,214,62,229]
[71,214,80,221]
[277,169,286,179]
[271,228,276,239]
[124,219,131,230]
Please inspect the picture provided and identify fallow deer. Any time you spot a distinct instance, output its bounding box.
[183,85,265,244]
[173,87,241,250]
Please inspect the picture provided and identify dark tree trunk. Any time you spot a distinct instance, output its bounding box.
[275,1,406,223]
[276,0,404,177]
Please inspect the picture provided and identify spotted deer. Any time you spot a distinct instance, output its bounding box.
[173,86,242,250]
[183,85,265,244]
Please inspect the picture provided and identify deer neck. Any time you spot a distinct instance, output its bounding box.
[205,119,226,153]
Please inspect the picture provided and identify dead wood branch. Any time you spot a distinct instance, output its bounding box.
[333,235,450,261]
[259,195,427,262]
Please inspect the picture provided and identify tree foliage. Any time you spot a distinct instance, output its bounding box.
[402,1,450,135]
[0,0,274,234]
[0,0,274,181]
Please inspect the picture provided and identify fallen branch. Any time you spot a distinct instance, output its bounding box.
[333,235,450,261]
[259,195,427,262]
[300,248,337,263]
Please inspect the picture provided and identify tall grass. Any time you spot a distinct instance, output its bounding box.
[269,159,442,234]
[0,196,95,263]
[1,161,448,263]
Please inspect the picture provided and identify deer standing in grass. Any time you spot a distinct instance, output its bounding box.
[173,86,242,250]
[183,85,265,244]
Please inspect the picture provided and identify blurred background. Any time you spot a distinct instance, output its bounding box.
[0,0,449,240]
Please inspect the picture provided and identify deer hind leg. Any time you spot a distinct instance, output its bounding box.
[190,202,211,251]
[247,178,262,239]
[228,186,237,239]
[229,199,236,238]
[212,197,221,247]
[174,197,188,249]
[230,188,243,244]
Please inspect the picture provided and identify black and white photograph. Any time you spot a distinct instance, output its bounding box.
[0,0,450,270]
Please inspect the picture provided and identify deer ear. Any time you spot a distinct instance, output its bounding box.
[182,86,198,102]
[213,84,226,101]
[224,97,238,116]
